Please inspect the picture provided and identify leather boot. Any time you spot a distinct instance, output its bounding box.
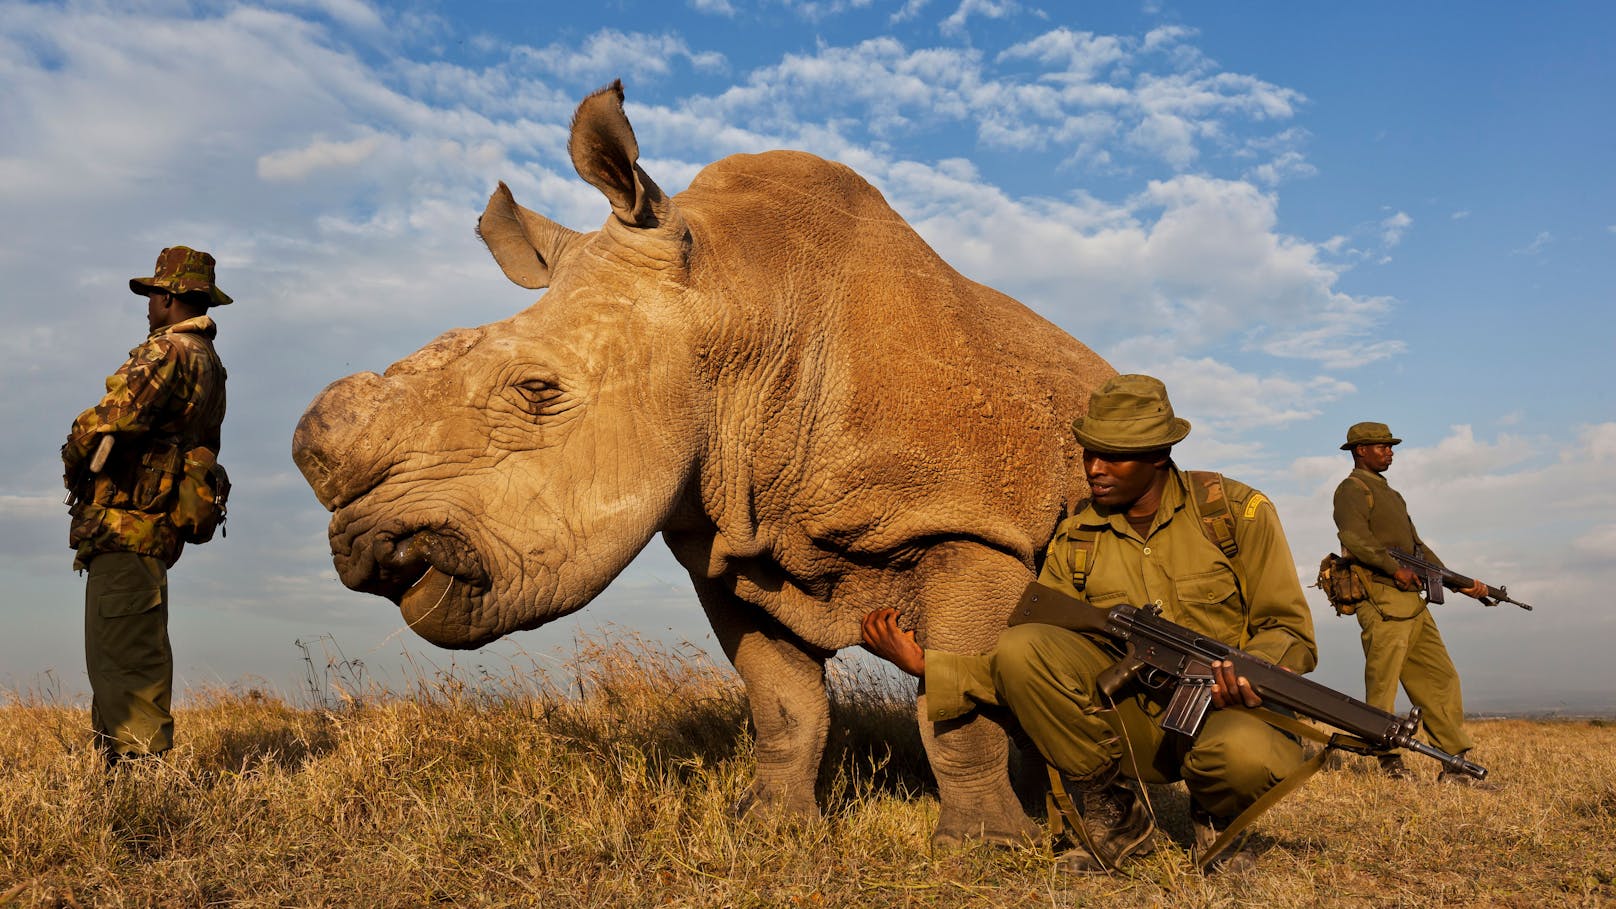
[1378,753,1416,781]
[1191,807,1256,874]
[1051,763,1156,874]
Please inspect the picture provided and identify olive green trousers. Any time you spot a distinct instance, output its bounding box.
[1355,592,1473,758]
[84,551,173,757]
[991,623,1304,820]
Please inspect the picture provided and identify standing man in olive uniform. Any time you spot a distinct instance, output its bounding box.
[864,375,1317,873]
[62,246,230,765]
[1333,422,1489,785]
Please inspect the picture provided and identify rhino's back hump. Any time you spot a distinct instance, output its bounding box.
[677,150,1111,554]
[677,150,1103,382]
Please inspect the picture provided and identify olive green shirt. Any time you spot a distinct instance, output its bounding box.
[924,467,1318,722]
[1331,467,1445,578]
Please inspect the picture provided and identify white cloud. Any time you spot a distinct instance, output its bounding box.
[1513,230,1553,255]
[689,0,737,15]
[679,25,1304,171]
[1580,421,1616,461]
[511,29,728,82]
[941,0,1020,36]
[773,0,877,21]
[890,0,932,23]
[1379,210,1412,247]
[268,0,387,35]
[1109,353,1356,430]
[998,27,1126,78]
[258,134,385,181]
[1247,150,1316,186]
[1572,523,1616,557]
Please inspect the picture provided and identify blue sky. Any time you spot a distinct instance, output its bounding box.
[2,0,1611,714]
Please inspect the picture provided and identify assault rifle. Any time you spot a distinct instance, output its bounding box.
[1388,547,1533,611]
[1011,583,1488,780]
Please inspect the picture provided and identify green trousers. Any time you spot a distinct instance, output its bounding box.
[84,551,173,757]
[1355,592,1473,757]
[991,623,1304,820]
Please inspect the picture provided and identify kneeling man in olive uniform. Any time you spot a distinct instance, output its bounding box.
[864,374,1316,872]
[1333,422,1489,785]
[63,247,230,765]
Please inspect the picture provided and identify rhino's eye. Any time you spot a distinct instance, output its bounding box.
[512,379,571,417]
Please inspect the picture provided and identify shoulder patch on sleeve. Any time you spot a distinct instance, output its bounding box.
[1242,492,1270,520]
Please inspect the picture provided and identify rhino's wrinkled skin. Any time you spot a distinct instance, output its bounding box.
[294,81,1114,844]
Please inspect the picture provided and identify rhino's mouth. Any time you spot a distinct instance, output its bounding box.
[336,523,494,646]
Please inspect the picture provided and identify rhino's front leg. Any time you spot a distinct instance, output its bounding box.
[916,543,1042,847]
[694,578,830,819]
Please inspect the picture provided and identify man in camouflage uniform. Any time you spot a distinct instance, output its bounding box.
[62,246,230,765]
[863,375,1317,873]
[1333,422,1490,785]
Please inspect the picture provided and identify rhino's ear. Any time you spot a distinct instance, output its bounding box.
[476,182,584,290]
[569,79,681,233]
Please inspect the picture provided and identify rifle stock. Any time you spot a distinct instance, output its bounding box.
[1010,582,1488,779]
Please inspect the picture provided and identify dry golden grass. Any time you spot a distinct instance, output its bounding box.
[1,635,1612,908]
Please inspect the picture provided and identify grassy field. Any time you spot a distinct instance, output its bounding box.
[2,636,1612,908]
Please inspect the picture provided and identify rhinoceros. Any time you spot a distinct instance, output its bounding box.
[293,81,1114,844]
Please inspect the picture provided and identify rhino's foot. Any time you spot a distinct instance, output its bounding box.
[931,806,1042,849]
[733,780,820,822]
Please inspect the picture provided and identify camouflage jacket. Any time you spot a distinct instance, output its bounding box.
[63,316,227,570]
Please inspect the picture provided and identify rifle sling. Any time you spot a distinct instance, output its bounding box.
[1189,706,1349,869]
[1045,765,1121,872]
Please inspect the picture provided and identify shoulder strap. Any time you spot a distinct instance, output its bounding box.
[1186,470,1239,559]
[1065,523,1102,591]
[1347,473,1373,509]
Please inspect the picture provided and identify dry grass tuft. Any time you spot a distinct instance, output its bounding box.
[1,636,1611,908]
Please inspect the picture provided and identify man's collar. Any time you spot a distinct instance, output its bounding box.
[150,315,217,340]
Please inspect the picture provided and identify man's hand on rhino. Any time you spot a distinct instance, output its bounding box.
[861,607,925,678]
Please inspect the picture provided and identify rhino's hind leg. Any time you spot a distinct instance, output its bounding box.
[695,581,830,819]
[916,542,1042,847]
[920,703,1042,846]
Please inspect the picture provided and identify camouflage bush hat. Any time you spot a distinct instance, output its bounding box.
[1341,421,1401,450]
[1070,374,1191,454]
[129,246,232,306]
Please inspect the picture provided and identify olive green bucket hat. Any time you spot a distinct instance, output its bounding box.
[129,246,232,306]
[1070,374,1191,454]
[1341,421,1401,450]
